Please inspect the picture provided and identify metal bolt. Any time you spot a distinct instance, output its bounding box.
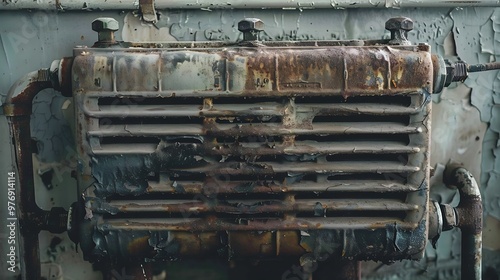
[238,18,264,41]
[385,17,413,46]
[91,17,119,44]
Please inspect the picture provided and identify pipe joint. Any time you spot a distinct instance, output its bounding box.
[443,164,482,280]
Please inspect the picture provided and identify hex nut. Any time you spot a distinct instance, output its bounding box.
[92,17,119,32]
[238,18,264,32]
[440,204,457,230]
[385,17,414,31]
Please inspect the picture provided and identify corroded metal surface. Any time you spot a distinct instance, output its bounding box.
[71,43,432,264]
[3,69,69,280]
[72,44,433,97]
[443,165,483,280]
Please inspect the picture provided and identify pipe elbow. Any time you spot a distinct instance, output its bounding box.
[443,164,482,199]
[3,58,73,117]
[3,69,53,117]
[443,164,482,233]
[441,164,482,279]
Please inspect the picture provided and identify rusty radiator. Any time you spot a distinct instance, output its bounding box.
[6,16,495,279]
[69,38,433,264]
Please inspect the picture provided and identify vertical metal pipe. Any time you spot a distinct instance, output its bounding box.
[19,231,41,279]
[9,117,43,280]
[336,260,361,280]
[444,165,482,280]
[4,69,57,280]
[13,118,38,279]
[461,228,482,280]
[6,89,51,280]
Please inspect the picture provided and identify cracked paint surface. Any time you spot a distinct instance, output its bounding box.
[0,6,499,280]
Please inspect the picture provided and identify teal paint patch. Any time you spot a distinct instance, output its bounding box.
[471,83,494,122]
[452,8,500,223]
[1,7,499,280]
[449,7,500,280]
[31,89,75,163]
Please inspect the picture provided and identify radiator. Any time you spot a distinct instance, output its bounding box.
[4,16,489,280]
[71,25,432,264]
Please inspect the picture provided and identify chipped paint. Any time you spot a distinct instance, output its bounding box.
[1,6,500,280]
[449,7,500,229]
[430,84,487,195]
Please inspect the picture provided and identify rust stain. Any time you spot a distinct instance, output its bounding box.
[71,43,432,263]
[127,236,155,256]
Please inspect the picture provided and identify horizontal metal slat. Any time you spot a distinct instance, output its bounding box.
[91,198,417,214]
[146,180,418,194]
[92,143,158,154]
[295,103,421,115]
[85,103,420,118]
[84,89,425,98]
[172,161,420,175]
[97,217,418,231]
[91,141,420,155]
[88,123,422,137]
[86,104,283,118]
[209,142,420,155]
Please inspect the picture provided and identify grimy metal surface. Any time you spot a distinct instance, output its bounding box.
[443,165,483,280]
[1,0,499,10]
[2,68,70,280]
[71,42,432,264]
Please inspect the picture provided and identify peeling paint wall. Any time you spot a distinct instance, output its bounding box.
[0,6,499,280]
